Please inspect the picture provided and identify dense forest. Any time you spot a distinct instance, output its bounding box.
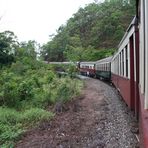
[41,0,135,62]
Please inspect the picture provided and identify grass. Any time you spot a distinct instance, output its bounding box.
[0,107,54,147]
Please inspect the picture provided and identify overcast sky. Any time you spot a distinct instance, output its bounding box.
[0,0,104,44]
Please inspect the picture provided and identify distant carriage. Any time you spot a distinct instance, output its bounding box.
[95,56,112,81]
[78,61,96,77]
[78,57,112,80]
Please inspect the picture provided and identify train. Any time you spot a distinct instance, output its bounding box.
[78,0,148,147]
[78,61,96,77]
[78,56,112,80]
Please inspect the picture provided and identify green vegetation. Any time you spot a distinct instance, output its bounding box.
[0,31,82,147]
[0,0,136,146]
[41,0,135,62]
[0,107,53,148]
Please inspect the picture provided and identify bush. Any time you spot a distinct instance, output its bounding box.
[0,107,54,147]
[56,78,83,103]
[21,108,54,126]
[0,107,21,125]
[0,58,83,147]
[0,107,23,146]
[17,80,34,101]
[2,81,19,107]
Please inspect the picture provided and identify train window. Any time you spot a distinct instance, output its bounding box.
[125,46,128,77]
[115,58,117,74]
[120,52,122,76]
[117,56,119,75]
[122,49,124,76]
[114,58,116,74]
[105,64,106,71]
[108,63,109,71]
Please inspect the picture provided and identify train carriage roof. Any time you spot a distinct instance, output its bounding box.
[96,56,113,64]
[79,61,96,65]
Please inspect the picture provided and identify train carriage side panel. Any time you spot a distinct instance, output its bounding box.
[79,62,96,77]
[111,19,136,110]
[138,0,148,147]
[95,57,112,81]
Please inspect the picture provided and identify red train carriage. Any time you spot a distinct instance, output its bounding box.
[77,1,148,146]
[111,17,139,112]
[78,61,96,77]
[136,0,148,147]
[111,0,148,146]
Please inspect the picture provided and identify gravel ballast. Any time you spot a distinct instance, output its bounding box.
[16,78,139,148]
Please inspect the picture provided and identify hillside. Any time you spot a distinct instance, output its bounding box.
[41,0,135,62]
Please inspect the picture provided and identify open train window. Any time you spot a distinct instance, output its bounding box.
[122,49,124,76]
[120,53,122,76]
[117,56,119,75]
[125,45,128,77]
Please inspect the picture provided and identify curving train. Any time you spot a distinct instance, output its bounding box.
[78,56,112,81]
[78,0,148,147]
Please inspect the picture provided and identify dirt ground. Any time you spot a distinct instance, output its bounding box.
[16,78,139,148]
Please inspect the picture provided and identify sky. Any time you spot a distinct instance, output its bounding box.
[0,0,103,45]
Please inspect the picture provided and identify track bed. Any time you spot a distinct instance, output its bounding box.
[16,78,139,148]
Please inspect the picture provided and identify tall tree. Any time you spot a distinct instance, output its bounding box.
[0,31,18,66]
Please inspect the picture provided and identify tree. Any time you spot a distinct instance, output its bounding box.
[17,40,38,59]
[41,0,135,61]
[0,31,18,66]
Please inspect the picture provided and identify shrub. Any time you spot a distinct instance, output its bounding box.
[0,58,83,147]
[17,80,34,101]
[2,81,19,107]
[0,107,21,125]
[21,108,54,126]
[0,107,54,147]
[56,78,83,103]
[0,107,23,146]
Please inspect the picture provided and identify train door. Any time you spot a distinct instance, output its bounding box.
[129,26,140,117]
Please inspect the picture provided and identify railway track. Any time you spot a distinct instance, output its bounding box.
[16,78,139,148]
